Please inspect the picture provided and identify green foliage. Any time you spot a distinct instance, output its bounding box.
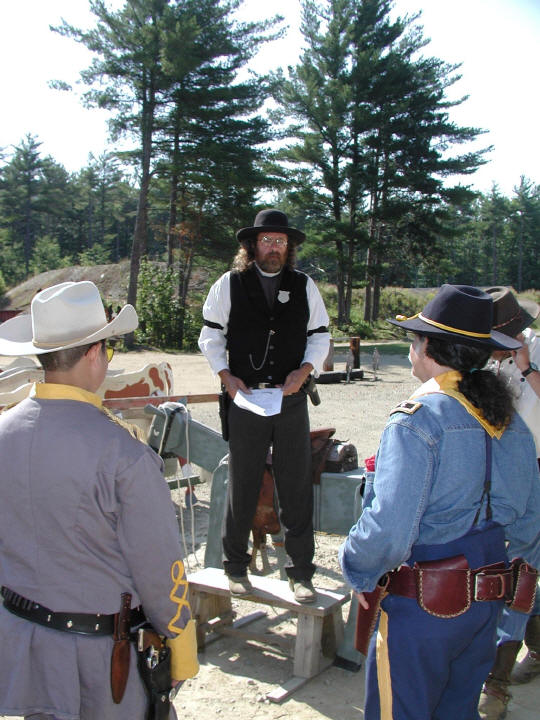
[324,285,432,339]
[377,288,432,322]
[136,259,183,349]
[78,244,111,266]
[31,236,71,274]
[0,268,5,297]
[0,228,26,287]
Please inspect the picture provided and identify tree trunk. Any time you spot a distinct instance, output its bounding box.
[491,224,498,284]
[517,211,524,292]
[373,275,381,320]
[167,118,181,268]
[125,90,155,348]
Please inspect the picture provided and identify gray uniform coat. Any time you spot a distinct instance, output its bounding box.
[0,387,193,719]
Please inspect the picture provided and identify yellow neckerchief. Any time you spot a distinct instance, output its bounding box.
[31,382,102,408]
[30,382,147,443]
[411,370,506,439]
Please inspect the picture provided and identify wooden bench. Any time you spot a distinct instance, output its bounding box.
[187,567,350,702]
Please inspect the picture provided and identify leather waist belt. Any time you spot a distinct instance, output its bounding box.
[1,586,146,636]
[249,383,279,389]
[384,555,537,618]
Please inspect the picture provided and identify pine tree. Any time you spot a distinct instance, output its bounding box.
[274,0,490,324]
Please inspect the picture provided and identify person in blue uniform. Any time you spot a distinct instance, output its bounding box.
[339,284,540,720]
[198,209,330,602]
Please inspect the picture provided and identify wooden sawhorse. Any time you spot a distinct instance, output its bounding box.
[187,567,350,702]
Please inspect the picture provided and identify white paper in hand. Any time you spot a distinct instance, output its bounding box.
[233,388,283,417]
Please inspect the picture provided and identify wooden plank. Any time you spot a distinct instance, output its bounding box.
[187,567,349,618]
[294,613,323,678]
[266,676,310,703]
[102,393,219,411]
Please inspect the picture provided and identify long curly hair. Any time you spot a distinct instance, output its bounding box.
[424,336,514,429]
[232,238,297,272]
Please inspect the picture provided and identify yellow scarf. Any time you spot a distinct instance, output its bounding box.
[31,383,146,443]
[411,370,506,439]
[31,382,102,408]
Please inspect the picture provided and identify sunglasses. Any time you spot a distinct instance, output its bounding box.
[105,344,115,362]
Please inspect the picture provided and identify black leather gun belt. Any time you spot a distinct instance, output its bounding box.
[1,586,145,636]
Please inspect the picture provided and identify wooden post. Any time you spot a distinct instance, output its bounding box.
[349,337,360,369]
[323,338,334,371]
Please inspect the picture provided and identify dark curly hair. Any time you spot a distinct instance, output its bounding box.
[232,237,297,272]
[424,336,514,430]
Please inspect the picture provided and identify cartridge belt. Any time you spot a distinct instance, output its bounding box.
[384,556,537,618]
[1,586,145,636]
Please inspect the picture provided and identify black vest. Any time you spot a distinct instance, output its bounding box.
[227,265,309,386]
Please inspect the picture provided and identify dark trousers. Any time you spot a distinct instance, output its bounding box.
[222,392,315,581]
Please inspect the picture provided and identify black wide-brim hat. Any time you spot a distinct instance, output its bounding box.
[236,209,306,244]
[485,286,540,339]
[388,284,522,351]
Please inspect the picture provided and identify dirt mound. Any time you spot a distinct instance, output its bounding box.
[3,262,131,312]
[2,262,213,313]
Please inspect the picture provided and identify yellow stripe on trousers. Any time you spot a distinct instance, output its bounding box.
[376,609,393,719]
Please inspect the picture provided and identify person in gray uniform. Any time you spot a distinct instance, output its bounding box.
[198,209,330,602]
[0,281,198,720]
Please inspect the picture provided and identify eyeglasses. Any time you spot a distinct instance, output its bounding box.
[100,340,114,362]
[259,236,288,247]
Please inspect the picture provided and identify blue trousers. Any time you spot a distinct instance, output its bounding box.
[365,524,506,720]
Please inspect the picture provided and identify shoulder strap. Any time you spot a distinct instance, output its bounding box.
[473,432,493,526]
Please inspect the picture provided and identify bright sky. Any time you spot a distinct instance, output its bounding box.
[1,0,538,197]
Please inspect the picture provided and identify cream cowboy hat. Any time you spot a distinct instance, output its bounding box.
[0,281,138,356]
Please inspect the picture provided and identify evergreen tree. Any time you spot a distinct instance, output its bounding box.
[53,0,282,346]
[273,0,490,324]
[0,134,45,276]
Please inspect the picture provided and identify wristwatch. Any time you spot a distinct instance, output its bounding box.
[522,362,538,378]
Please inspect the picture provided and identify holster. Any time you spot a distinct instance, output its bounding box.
[111,592,132,704]
[218,389,230,441]
[137,626,173,720]
[302,375,321,406]
[354,574,389,656]
[507,558,538,613]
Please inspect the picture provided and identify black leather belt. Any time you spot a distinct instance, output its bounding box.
[249,383,279,389]
[1,586,145,636]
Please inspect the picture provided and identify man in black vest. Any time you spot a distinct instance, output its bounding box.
[198,209,330,602]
